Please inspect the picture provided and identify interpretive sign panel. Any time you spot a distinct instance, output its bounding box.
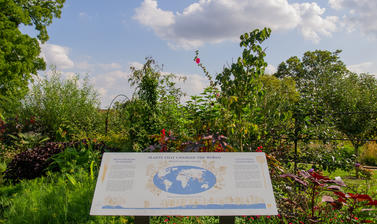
[90,152,277,216]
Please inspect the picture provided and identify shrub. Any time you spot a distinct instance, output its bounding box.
[4,140,116,182]
[280,170,377,223]
[20,68,101,140]
[299,143,355,172]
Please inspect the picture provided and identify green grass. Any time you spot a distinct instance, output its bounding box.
[324,168,377,197]
[0,170,132,224]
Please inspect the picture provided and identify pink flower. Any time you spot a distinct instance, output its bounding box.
[195,58,200,64]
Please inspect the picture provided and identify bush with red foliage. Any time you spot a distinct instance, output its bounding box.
[3,140,118,182]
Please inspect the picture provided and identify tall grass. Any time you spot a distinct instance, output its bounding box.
[361,142,377,166]
[0,170,131,224]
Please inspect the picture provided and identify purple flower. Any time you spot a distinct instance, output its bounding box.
[308,168,314,173]
[355,163,361,167]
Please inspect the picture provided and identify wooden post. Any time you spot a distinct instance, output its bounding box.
[219,216,235,224]
[135,216,149,224]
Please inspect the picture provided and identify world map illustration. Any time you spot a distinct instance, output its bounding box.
[153,166,216,194]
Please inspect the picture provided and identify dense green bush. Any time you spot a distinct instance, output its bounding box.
[20,68,101,141]
[4,140,116,182]
[299,143,355,172]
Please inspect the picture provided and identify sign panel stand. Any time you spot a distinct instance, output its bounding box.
[135,216,149,224]
[91,152,277,221]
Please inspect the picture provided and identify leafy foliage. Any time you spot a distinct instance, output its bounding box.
[299,143,355,172]
[21,69,101,140]
[185,87,225,136]
[274,50,350,140]
[3,140,115,182]
[144,129,234,153]
[0,0,65,117]
[216,28,271,151]
[280,170,377,223]
[118,58,186,150]
[328,73,377,160]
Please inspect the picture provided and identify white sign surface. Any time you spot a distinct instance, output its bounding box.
[90,152,277,216]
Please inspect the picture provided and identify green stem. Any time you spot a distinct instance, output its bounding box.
[311,185,316,218]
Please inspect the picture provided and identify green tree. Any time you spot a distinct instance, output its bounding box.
[275,50,377,175]
[274,50,350,171]
[0,0,65,117]
[275,50,348,115]
[329,73,377,173]
[258,75,299,142]
[216,28,271,151]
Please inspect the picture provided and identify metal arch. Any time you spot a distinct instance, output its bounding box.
[105,94,130,135]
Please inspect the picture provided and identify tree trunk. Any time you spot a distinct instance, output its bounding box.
[352,141,360,179]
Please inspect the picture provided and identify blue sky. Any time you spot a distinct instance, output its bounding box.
[22,0,377,108]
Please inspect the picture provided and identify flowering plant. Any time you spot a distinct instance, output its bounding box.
[279,170,377,223]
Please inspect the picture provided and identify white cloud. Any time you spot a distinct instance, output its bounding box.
[133,0,338,49]
[40,43,74,69]
[98,63,122,70]
[175,73,209,98]
[92,70,134,108]
[329,0,377,37]
[348,61,377,75]
[78,12,92,21]
[128,62,144,70]
[328,0,344,10]
[265,64,277,74]
[133,0,175,27]
[92,68,210,107]
[293,3,338,43]
[97,87,107,99]
[61,71,77,80]
[75,61,91,70]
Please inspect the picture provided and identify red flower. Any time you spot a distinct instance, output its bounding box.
[195,58,200,64]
